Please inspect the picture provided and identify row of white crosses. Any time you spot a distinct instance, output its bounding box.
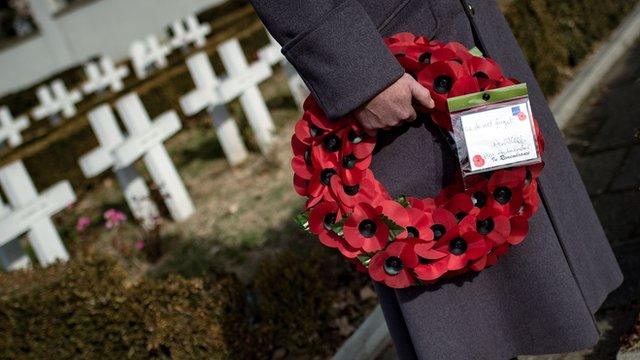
[0,22,309,269]
[0,14,210,149]
[0,90,197,271]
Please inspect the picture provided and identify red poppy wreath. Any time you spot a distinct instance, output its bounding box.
[292,32,546,288]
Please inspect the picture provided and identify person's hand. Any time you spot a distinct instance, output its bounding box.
[352,73,435,135]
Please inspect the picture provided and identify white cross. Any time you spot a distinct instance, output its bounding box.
[78,104,160,229]
[129,35,171,79]
[217,38,276,153]
[31,79,83,121]
[180,51,248,166]
[0,160,74,270]
[257,31,309,110]
[82,56,130,94]
[113,93,195,221]
[169,14,211,50]
[0,106,29,148]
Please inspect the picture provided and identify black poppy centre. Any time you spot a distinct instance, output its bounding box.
[323,213,337,231]
[303,148,312,165]
[476,218,495,235]
[406,226,420,238]
[449,237,468,255]
[472,191,487,208]
[434,75,453,94]
[309,124,324,137]
[419,52,431,64]
[343,184,359,196]
[323,133,341,152]
[384,256,404,276]
[431,224,446,240]
[493,186,512,204]
[358,219,377,238]
[455,211,467,222]
[342,153,357,169]
[320,168,337,185]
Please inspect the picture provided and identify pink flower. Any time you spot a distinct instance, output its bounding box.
[75,216,91,232]
[104,209,127,229]
[135,240,145,250]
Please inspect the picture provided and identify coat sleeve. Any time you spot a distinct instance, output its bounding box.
[249,0,405,119]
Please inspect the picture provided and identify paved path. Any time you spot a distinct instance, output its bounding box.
[379,39,640,360]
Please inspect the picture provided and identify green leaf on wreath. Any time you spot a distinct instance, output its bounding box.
[380,214,405,241]
[293,211,310,233]
[331,215,348,236]
[469,46,483,57]
[357,254,372,267]
[396,195,411,208]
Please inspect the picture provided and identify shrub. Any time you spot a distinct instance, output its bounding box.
[252,247,377,358]
[505,0,639,95]
[0,256,247,359]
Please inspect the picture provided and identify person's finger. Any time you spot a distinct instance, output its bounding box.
[409,80,435,109]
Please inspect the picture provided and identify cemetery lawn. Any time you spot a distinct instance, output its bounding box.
[60,69,315,278]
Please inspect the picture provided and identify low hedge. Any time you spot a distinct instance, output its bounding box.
[0,256,248,359]
[0,246,377,359]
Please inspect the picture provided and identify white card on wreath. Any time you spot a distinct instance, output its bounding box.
[458,98,539,172]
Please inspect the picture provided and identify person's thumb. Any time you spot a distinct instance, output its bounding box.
[409,79,435,109]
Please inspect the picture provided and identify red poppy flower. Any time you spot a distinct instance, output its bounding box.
[443,193,479,222]
[464,178,491,210]
[308,201,342,235]
[321,231,362,259]
[519,180,540,217]
[443,42,476,63]
[307,164,339,202]
[422,226,487,271]
[466,57,504,90]
[330,172,380,211]
[294,113,325,144]
[470,242,509,271]
[384,32,418,46]
[435,182,465,206]
[417,60,472,112]
[407,196,436,212]
[429,47,461,64]
[344,203,389,252]
[377,200,434,241]
[429,208,458,242]
[291,135,314,180]
[369,239,419,288]
[293,174,309,196]
[466,57,503,80]
[377,200,409,228]
[302,97,349,131]
[508,215,529,245]
[340,124,376,160]
[487,168,526,214]
[459,202,511,245]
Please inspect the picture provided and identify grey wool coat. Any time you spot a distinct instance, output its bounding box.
[249,0,624,359]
